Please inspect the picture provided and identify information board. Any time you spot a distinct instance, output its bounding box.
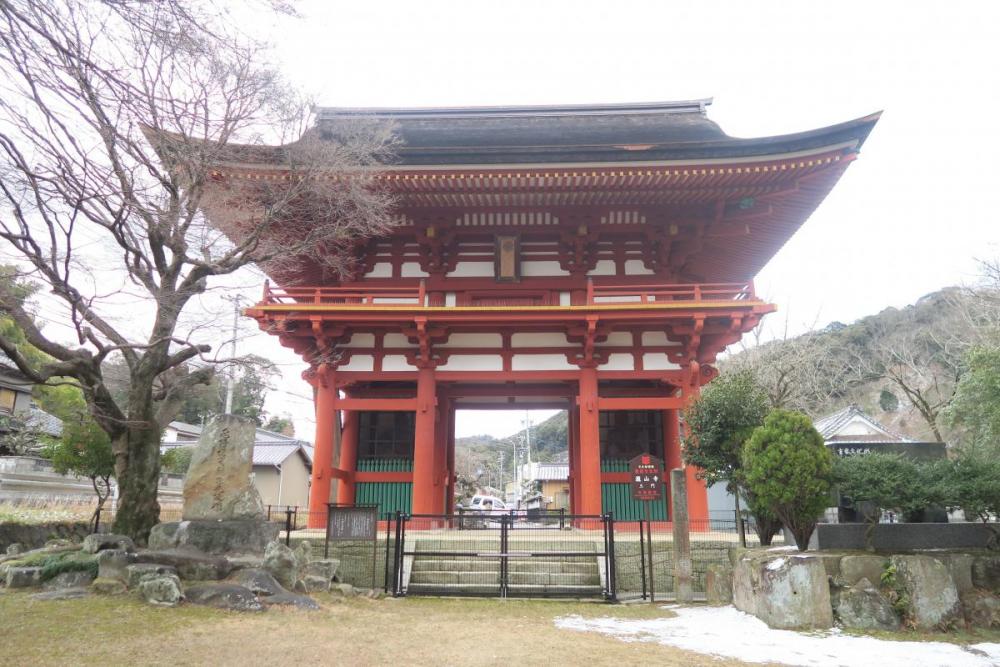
[629,454,664,501]
[327,505,378,541]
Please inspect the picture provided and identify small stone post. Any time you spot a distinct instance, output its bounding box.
[671,468,693,602]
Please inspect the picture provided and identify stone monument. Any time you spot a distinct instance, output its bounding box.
[149,415,279,554]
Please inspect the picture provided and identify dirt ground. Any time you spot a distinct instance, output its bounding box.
[0,590,761,667]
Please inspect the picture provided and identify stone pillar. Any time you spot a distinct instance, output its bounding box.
[664,408,682,519]
[307,368,337,528]
[335,408,359,505]
[577,366,602,516]
[671,468,693,602]
[411,366,437,515]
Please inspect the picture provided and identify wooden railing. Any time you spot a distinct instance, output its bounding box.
[259,280,754,307]
[586,280,755,304]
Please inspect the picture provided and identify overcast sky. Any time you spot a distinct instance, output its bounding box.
[224,0,998,440]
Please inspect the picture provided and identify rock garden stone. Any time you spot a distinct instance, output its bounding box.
[90,577,128,595]
[5,543,24,556]
[942,553,974,594]
[97,549,133,582]
[228,568,286,596]
[184,583,263,612]
[294,540,312,566]
[263,540,299,589]
[260,592,321,610]
[182,415,265,521]
[303,559,340,582]
[331,583,355,597]
[44,539,76,549]
[301,574,331,593]
[149,520,279,556]
[366,589,385,600]
[732,552,833,630]
[972,555,1000,593]
[6,566,42,588]
[839,555,887,588]
[961,590,1000,628]
[832,578,899,631]
[139,573,184,607]
[226,555,264,572]
[82,533,135,554]
[126,563,178,589]
[890,555,963,630]
[29,588,90,601]
[133,549,230,581]
[705,563,733,605]
[44,570,96,590]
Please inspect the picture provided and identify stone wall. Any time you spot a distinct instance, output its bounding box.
[731,547,1000,632]
[810,523,997,551]
[0,521,90,552]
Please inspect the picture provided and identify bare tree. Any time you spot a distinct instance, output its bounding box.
[0,1,397,540]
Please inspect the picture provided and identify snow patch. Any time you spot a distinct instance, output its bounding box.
[554,605,1000,667]
[767,557,787,571]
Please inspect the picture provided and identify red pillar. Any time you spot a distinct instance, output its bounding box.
[577,367,602,516]
[335,409,359,505]
[432,395,449,513]
[307,368,336,528]
[445,403,456,514]
[411,366,437,515]
[567,404,579,513]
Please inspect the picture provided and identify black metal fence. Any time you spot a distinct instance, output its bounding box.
[388,512,616,600]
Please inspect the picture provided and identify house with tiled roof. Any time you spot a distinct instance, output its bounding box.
[815,405,945,460]
[162,422,313,508]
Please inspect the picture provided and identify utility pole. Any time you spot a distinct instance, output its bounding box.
[222,295,246,414]
[497,450,504,497]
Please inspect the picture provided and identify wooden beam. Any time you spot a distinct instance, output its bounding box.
[336,397,418,411]
[598,396,684,411]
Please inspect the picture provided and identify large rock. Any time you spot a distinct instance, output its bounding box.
[961,590,1000,628]
[133,549,231,581]
[126,563,178,589]
[890,555,963,630]
[29,588,90,601]
[839,555,887,588]
[44,570,96,590]
[82,534,135,554]
[705,563,733,605]
[733,552,833,630]
[294,540,312,567]
[139,573,184,607]
[263,540,299,589]
[942,553,975,594]
[301,574,331,593]
[149,520,279,556]
[228,568,286,596]
[832,578,899,631]
[184,583,263,612]
[260,592,320,610]
[6,543,24,556]
[6,566,42,588]
[182,415,264,521]
[90,577,127,595]
[303,559,340,583]
[97,549,133,582]
[972,555,1000,593]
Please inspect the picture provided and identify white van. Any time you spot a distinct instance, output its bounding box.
[466,495,507,516]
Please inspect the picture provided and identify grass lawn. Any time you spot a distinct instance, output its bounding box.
[0,590,755,666]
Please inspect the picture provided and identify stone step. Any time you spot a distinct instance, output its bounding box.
[410,559,598,574]
[406,582,604,597]
[409,570,600,586]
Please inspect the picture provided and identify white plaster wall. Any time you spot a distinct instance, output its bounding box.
[439,333,503,349]
[512,354,576,371]
[559,291,571,306]
[641,331,676,347]
[445,292,457,307]
[342,333,376,348]
[511,332,570,348]
[364,262,393,278]
[642,353,681,370]
[449,262,494,277]
[400,262,429,278]
[840,417,882,437]
[624,259,655,276]
[587,260,617,276]
[383,333,418,348]
[602,353,635,371]
[521,260,570,277]
[338,355,374,372]
[437,355,504,371]
[382,355,416,371]
[373,297,420,304]
[594,295,641,303]
[595,332,633,347]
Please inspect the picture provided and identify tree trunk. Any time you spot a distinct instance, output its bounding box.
[111,402,163,543]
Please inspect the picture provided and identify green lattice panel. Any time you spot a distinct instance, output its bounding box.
[356,458,413,472]
[355,482,412,519]
[601,482,668,521]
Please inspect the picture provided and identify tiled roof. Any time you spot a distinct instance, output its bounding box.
[814,405,913,443]
[163,421,312,467]
[27,407,62,438]
[532,464,569,481]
